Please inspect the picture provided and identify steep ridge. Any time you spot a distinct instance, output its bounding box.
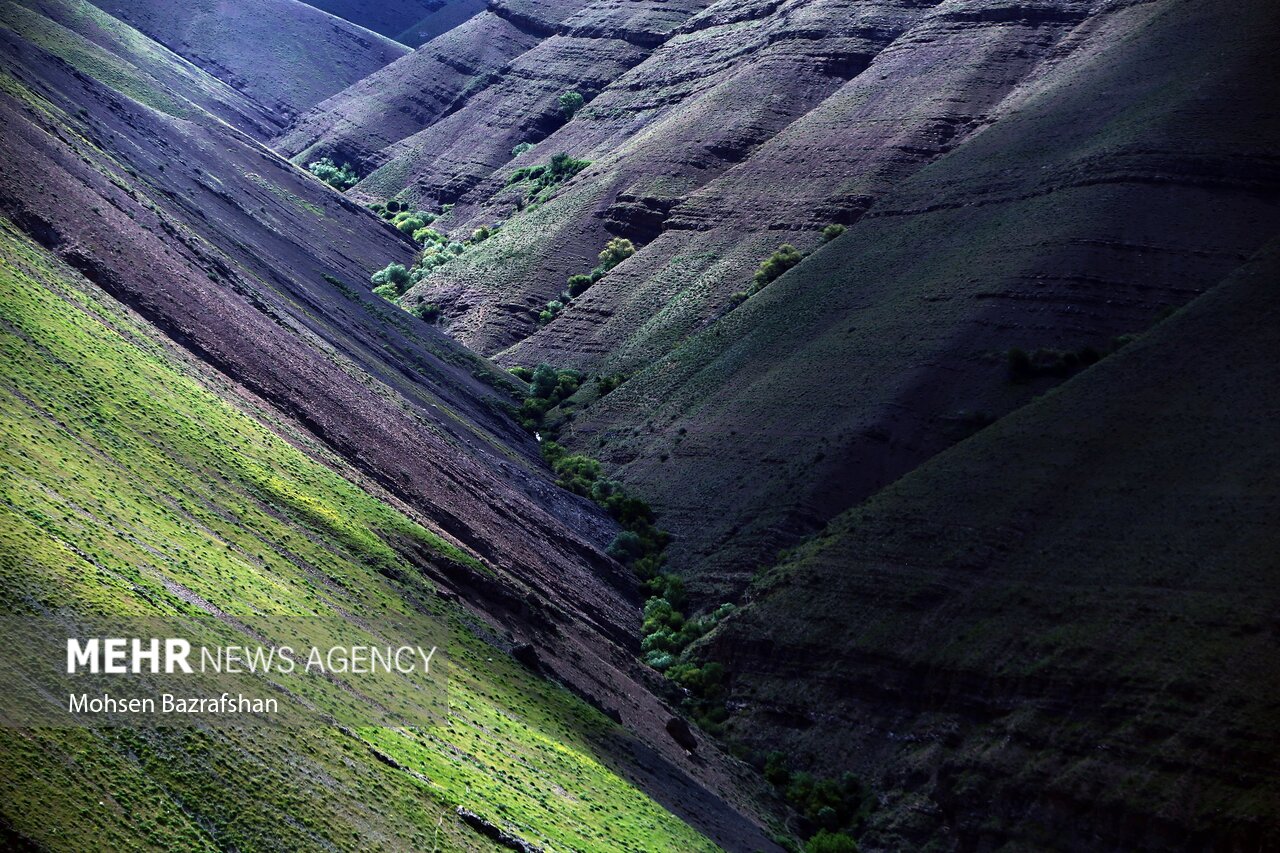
[531,0,1280,597]
[394,0,929,349]
[0,11,785,851]
[700,240,1280,850]
[302,0,483,45]
[274,4,576,169]
[85,0,409,126]
[1,0,279,139]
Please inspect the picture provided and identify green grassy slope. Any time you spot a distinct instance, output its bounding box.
[702,241,1280,849]
[0,218,719,852]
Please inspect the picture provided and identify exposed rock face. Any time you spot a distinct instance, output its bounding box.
[666,716,699,753]
[456,807,545,852]
[705,242,1280,850]
[85,0,409,125]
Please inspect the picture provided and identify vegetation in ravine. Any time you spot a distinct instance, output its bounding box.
[558,90,585,119]
[0,220,720,853]
[1006,334,1136,383]
[510,363,738,739]
[308,156,359,191]
[362,202,497,318]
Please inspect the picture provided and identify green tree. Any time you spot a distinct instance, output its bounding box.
[370,263,411,297]
[822,223,847,242]
[308,157,358,190]
[598,237,636,271]
[752,244,804,291]
[558,90,585,119]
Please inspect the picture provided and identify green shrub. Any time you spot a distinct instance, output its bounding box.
[596,373,626,395]
[509,154,590,205]
[471,225,492,243]
[558,90,585,119]
[508,366,534,381]
[530,363,560,398]
[822,223,847,242]
[567,273,594,297]
[805,831,858,853]
[511,141,534,158]
[307,157,358,190]
[607,530,646,565]
[598,237,636,271]
[752,244,804,292]
[410,302,441,322]
[370,262,411,298]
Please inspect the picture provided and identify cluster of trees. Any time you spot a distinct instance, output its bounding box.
[1007,335,1134,383]
[365,205,497,317]
[307,157,358,190]
[763,754,870,853]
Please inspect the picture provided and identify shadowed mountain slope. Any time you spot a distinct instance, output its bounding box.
[0,8,786,850]
[702,239,1280,850]
[511,0,1280,598]
[303,0,485,45]
[275,0,602,170]
[85,0,409,126]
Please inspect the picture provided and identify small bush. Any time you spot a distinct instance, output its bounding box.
[471,225,492,243]
[596,373,626,395]
[752,244,804,292]
[308,157,357,191]
[805,831,858,853]
[607,531,646,565]
[511,141,534,158]
[822,223,847,242]
[410,302,441,322]
[598,237,636,271]
[566,273,594,297]
[558,90,585,119]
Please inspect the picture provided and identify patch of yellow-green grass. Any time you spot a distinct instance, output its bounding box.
[0,218,718,852]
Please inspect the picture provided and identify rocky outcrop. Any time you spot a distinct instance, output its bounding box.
[456,807,545,853]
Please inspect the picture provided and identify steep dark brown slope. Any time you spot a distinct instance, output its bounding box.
[275,6,560,169]
[0,17,785,850]
[85,0,409,126]
[1,0,279,138]
[304,0,486,45]
[701,240,1280,850]
[396,0,925,349]
[530,0,1280,598]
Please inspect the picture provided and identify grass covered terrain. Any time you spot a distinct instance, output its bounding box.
[0,218,718,852]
